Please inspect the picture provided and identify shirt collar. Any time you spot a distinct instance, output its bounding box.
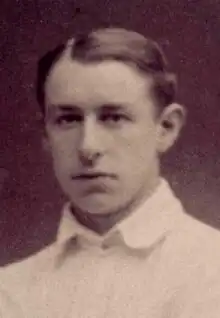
[56,178,184,250]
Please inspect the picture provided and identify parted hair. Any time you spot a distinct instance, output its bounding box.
[36,28,177,114]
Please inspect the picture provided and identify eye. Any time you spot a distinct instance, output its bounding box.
[56,114,83,125]
[100,113,129,123]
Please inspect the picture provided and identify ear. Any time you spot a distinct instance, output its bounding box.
[156,103,186,153]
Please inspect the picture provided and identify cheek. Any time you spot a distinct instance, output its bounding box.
[117,125,158,163]
[47,133,77,169]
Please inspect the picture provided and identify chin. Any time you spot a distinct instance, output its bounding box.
[67,188,117,213]
[75,198,119,216]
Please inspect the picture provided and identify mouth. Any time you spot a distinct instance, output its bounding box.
[71,172,117,195]
[72,172,117,180]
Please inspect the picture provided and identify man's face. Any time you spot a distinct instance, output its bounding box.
[44,57,166,215]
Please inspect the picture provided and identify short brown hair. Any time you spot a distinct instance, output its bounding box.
[36,28,177,115]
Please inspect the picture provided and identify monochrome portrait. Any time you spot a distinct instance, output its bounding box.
[1,1,220,317]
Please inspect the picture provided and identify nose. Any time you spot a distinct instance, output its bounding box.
[78,117,104,165]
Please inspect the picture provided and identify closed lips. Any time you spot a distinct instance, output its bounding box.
[72,173,116,179]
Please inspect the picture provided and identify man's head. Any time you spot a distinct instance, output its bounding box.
[37,28,185,215]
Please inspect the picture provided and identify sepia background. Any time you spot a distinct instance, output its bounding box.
[1,0,220,265]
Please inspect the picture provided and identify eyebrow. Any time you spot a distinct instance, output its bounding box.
[48,103,129,112]
[100,104,128,112]
[46,105,82,115]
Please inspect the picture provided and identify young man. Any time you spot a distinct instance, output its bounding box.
[1,28,220,318]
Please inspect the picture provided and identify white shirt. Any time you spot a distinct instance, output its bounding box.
[1,179,220,318]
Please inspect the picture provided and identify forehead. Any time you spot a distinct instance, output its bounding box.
[45,56,154,108]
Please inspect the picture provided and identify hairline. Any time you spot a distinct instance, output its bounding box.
[37,29,177,115]
[43,51,167,116]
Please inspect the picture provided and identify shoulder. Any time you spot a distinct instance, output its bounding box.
[0,242,58,293]
[164,211,220,279]
[176,212,220,256]
[174,214,220,318]
[157,211,220,316]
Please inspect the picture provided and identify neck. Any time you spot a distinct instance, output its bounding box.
[71,206,124,235]
[71,176,161,236]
